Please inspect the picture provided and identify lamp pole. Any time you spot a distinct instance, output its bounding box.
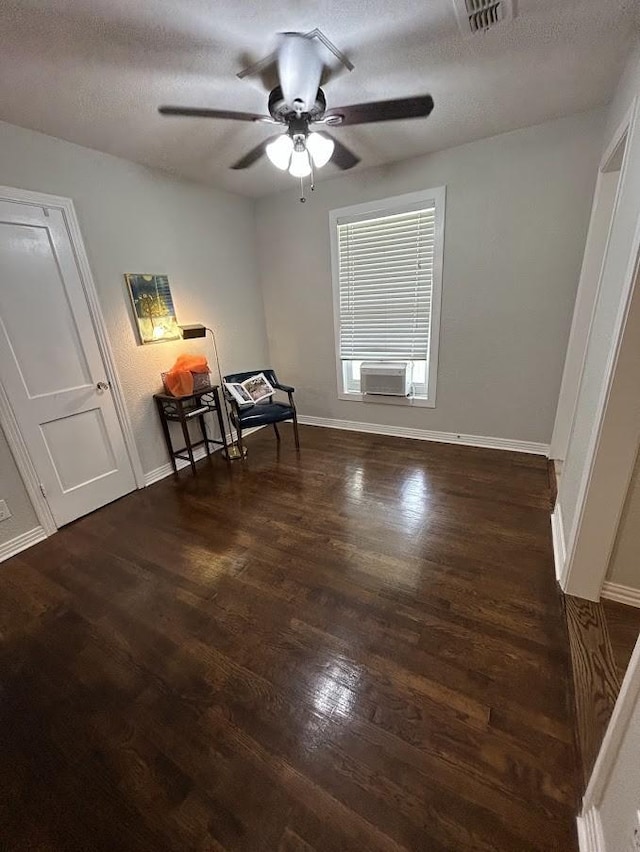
[205,327,247,460]
[179,323,246,460]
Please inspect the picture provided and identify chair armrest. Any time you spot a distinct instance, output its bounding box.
[223,392,243,417]
[272,381,296,411]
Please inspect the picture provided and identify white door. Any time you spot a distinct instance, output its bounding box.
[0,199,136,527]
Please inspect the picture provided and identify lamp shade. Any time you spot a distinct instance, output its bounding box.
[306,132,335,168]
[266,135,294,170]
[179,323,207,339]
[288,149,312,178]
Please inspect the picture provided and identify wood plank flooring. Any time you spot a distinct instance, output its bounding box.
[565,595,640,788]
[0,425,580,851]
[564,596,621,787]
[602,599,640,683]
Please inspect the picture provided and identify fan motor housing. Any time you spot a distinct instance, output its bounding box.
[268,86,326,122]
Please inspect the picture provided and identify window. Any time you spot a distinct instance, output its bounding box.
[330,188,445,407]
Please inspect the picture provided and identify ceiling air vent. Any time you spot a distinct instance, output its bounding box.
[453,0,515,36]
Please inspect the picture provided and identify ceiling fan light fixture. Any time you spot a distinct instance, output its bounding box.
[288,148,312,178]
[266,134,294,170]
[306,132,334,168]
[158,31,433,197]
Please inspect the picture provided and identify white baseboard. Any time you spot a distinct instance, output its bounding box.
[297,415,550,456]
[143,426,265,487]
[551,503,566,586]
[601,581,640,609]
[0,525,48,563]
[577,807,605,852]
[144,446,210,486]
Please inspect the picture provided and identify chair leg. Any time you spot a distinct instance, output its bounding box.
[273,422,281,442]
[292,413,300,450]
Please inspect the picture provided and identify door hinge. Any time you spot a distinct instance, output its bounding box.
[39,483,47,499]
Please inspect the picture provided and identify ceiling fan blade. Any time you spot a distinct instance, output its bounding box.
[230,136,279,170]
[328,135,360,170]
[159,106,270,122]
[325,95,434,126]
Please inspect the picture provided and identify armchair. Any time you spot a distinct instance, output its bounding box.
[223,368,300,454]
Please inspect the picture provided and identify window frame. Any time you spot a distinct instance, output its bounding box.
[329,186,446,408]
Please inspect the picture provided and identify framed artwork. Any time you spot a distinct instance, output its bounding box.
[125,273,181,344]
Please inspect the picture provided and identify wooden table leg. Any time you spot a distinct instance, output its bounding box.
[178,402,197,475]
[156,397,177,473]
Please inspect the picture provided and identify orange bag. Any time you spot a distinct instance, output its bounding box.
[164,354,209,397]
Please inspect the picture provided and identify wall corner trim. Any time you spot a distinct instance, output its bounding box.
[601,581,640,608]
[0,526,47,564]
[297,415,550,455]
[576,806,605,852]
[551,503,567,586]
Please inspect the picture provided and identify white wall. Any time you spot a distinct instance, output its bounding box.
[0,120,268,548]
[605,41,640,146]
[0,429,38,543]
[598,694,640,851]
[607,447,640,588]
[256,110,604,445]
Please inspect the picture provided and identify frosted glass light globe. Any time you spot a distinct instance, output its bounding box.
[266,135,293,170]
[288,149,312,178]
[306,132,335,168]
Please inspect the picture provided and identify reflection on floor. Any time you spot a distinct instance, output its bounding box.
[0,425,580,851]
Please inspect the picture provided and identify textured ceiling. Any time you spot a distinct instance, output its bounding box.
[1,0,638,197]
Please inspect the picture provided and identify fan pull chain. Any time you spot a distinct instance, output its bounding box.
[298,161,316,203]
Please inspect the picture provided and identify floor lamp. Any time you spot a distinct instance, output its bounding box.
[179,323,247,460]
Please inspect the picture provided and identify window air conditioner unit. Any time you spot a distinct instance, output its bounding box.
[361,362,411,397]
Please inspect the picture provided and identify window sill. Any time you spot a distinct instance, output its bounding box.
[338,392,436,409]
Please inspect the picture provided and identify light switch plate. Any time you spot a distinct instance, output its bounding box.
[0,500,11,522]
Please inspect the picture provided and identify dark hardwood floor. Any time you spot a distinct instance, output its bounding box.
[0,425,580,851]
[602,599,640,683]
[564,596,621,788]
[565,593,640,788]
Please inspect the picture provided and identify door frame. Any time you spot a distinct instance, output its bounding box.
[0,186,144,537]
[578,633,640,846]
[556,96,640,598]
[550,107,630,461]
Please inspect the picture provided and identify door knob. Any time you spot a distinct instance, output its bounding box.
[96,381,110,391]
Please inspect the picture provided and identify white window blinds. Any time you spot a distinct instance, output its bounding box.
[338,205,436,361]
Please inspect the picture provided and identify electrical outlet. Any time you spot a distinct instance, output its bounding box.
[0,500,11,522]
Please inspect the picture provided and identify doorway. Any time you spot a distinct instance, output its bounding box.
[0,188,141,532]
[550,129,627,463]
[551,97,640,601]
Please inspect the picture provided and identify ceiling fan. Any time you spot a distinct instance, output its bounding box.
[159,32,434,194]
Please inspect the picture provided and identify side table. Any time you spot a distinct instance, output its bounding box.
[153,385,228,475]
